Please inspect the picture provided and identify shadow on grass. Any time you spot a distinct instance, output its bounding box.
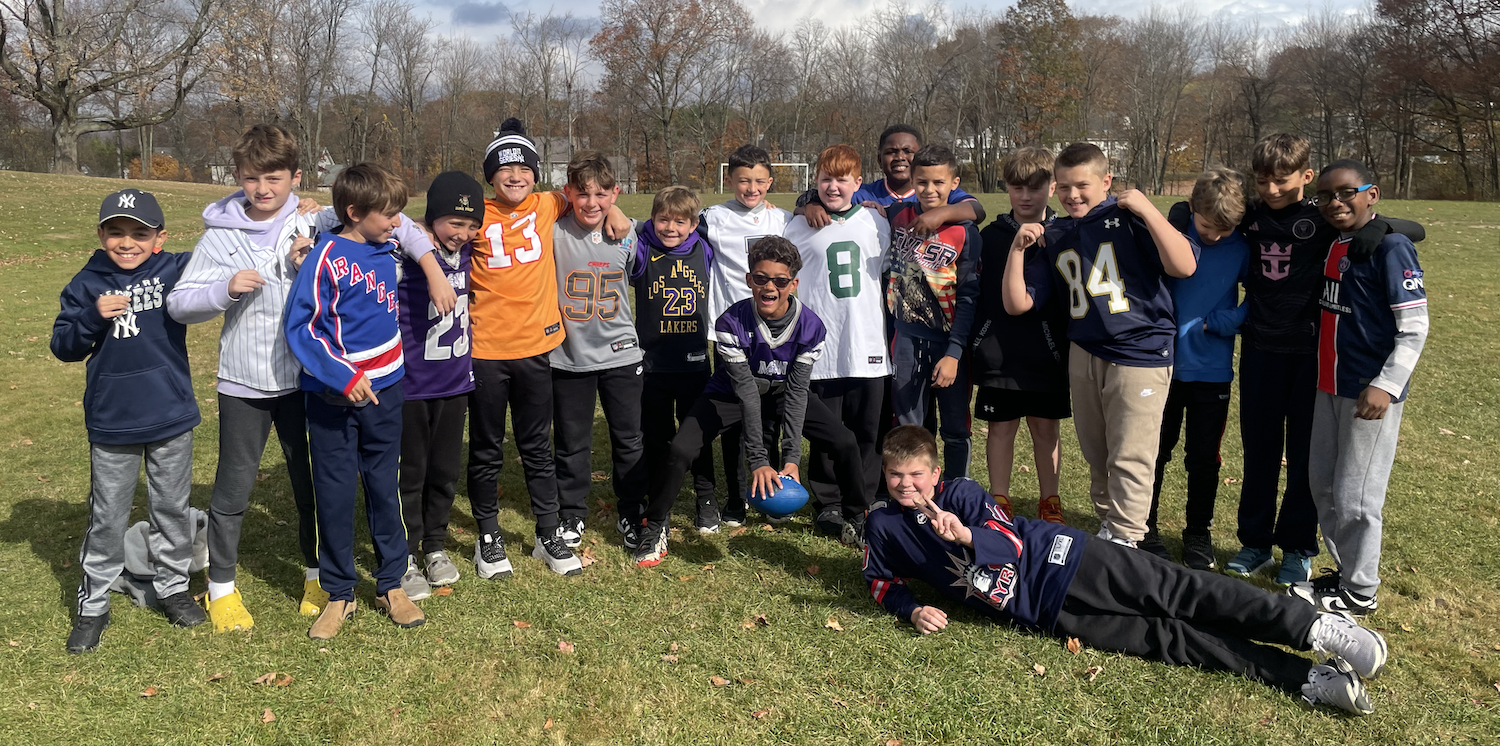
[0,497,89,612]
[727,530,868,613]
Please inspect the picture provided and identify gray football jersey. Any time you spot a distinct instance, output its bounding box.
[550,216,644,373]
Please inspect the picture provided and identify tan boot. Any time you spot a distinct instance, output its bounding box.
[308,599,355,640]
[376,588,426,628]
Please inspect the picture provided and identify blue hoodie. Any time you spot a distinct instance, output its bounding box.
[1168,218,1249,383]
[52,250,201,445]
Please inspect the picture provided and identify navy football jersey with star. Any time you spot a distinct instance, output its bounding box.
[1025,198,1190,366]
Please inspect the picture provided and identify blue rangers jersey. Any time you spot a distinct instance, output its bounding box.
[1026,197,1193,367]
[1317,232,1428,402]
[862,478,1088,632]
[285,232,405,395]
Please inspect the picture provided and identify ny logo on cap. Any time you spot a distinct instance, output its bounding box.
[1104,218,1120,229]
[118,193,136,209]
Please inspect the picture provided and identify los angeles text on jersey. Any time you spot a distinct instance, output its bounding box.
[330,255,399,312]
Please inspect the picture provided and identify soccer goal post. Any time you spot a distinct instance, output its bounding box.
[718,162,810,194]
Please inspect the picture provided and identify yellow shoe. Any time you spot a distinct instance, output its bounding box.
[207,590,255,632]
[299,579,330,616]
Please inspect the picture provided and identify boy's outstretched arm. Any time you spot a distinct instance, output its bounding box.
[1002,224,1045,315]
[907,199,986,237]
[1117,189,1195,278]
[604,204,632,240]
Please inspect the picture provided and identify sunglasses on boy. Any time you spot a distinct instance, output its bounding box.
[1313,183,1373,207]
[750,273,793,289]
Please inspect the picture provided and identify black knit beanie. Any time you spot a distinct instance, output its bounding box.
[483,118,540,184]
[425,171,485,226]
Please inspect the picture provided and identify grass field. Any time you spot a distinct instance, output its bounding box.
[0,170,1496,744]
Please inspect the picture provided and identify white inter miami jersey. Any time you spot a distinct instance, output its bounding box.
[784,206,892,380]
[702,199,791,323]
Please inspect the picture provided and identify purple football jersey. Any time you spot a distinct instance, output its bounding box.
[705,296,826,397]
[398,246,474,399]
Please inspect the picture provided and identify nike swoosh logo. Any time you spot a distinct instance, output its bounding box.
[1140,389,1155,397]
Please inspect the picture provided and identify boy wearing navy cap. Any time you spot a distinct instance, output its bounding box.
[53,188,205,653]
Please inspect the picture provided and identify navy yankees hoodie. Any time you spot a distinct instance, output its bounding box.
[52,250,200,445]
[863,478,1089,632]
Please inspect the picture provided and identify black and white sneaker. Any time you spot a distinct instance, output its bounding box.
[616,516,640,549]
[474,531,514,579]
[1292,583,1378,617]
[721,497,747,527]
[533,527,584,576]
[815,508,846,538]
[1308,612,1388,679]
[634,520,669,567]
[66,612,110,654]
[1182,531,1217,571]
[560,517,585,548]
[839,512,866,551]
[160,591,207,628]
[696,497,721,534]
[1137,532,1172,561]
[1291,567,1342,596]
[1302,658,1374,716]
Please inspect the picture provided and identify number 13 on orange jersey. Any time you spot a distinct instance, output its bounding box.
[485,213,544,268]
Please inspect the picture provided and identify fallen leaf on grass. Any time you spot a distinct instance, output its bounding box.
[544,717,554,729]
[750,708,770,719]
[1400,623,1414,632]
[37,476,49,483]
[661,654,679,663]
[669,642,679,652]
[1222,477,1239,484]
[1018,465,1030,473]
[252,672,277,685]
[26,702,36,710]
[61,559,70,568]
[275,674,293,686]
[590,471,609,481]
[729,527,748,537]
[255,472,270,482]
[207,672,229,682]
[761,524,774,531]
[1085,665,1103,682]
[7,640,17,647]
[806,565,820,575]
[701,564,714,571]
[558,640,575,654]
[1032,664,1046,677]
[433,586,453,596]
[140,686,159,697]
[825,617,843,632]
[739,678,755,685]
[711,676,730,687]
[885,740,903,746]
[580,547,597,567]
[275,520,287,526]
[679,575,693,582]
[513,620,532,628]
[1257,716,1274,727]
[1067,637,1082,654]
[318,647,329,654]
[21,439,32,446]
[261,708,275,723]
[1440,428,1455,435]
[753,613,769,627]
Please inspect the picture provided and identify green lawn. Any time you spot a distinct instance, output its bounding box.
[0,171,1496,744]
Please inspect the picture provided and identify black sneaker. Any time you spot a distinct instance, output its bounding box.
[696,497,721,535]
[66,612,110,654]
[616,516,641,550]
[634,520,669,567]
[1182,531,1217,571]
[160,591,207,628]
[814,508,846,538]
[721,496,748,527]
[474,531,514,579]
[1138,532,1172,562]
[560,517,585,548]
[532,528,584,576]
[839,512,866,551]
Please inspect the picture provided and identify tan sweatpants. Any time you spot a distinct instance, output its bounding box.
[1069,343,1173,542]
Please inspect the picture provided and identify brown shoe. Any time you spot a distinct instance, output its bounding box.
[376,588,426,628]
[308,599,355,640]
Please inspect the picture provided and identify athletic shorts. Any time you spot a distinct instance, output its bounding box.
[974,386,1071,422]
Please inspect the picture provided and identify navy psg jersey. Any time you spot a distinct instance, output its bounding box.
[1026,198,1189,367]
[704,296,826,397]
[1318,233,1427,401]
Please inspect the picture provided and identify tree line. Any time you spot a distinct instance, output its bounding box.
[2,0,1496,199]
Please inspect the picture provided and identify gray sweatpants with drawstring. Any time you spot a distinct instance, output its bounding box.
[1308,391,1403,598]
[76,431,195,617]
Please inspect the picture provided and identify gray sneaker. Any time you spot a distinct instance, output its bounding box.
[1308,612,1388,679]
[401,556,432,601]
[424,550,460,586]
[1302,658,1373,716]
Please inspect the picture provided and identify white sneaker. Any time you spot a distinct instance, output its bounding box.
[1302,659,1374,716]
[1308,613,1388,679]
[400,556,432,601]
[532,527,583,576]
[1097,525,1137,549]
[474,532,514,579]
[424,550,460,586]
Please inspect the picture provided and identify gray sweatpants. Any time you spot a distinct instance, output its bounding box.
[77,431,195,617]
[1308,391,1403,597]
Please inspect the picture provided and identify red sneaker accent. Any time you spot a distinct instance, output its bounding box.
[1038,495,1065,525]
[991,493,1013,519]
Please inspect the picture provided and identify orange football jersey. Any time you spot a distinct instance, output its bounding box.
[470,191,568,360]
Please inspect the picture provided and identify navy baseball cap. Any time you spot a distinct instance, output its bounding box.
[98,188,165,229]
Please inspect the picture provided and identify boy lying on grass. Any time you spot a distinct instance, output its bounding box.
[862,424,1391,715]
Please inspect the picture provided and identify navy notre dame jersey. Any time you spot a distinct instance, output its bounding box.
[1025,198,1189,367]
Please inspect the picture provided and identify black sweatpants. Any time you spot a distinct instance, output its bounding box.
[401,394,468,557]
[640,371,717,514]
[807,377,885,518]
[1053,537,1318,692]
[553,364,647,522]
[207,392,317,584]
[467,355,560,535]
[646,393,863,522]
[1236,346,1319,553]
[1147,380,1231,537]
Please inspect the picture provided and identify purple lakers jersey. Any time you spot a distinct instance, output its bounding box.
[398,246,474,399]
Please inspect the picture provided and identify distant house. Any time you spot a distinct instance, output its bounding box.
[316,149,345,188]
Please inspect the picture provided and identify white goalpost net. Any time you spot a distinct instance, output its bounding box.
[718,162,810,194]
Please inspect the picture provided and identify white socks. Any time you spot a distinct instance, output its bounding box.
[305,567,319,581]
[207,581,235,602]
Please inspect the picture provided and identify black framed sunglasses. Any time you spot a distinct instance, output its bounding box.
[1313,184,1373,207]
[750,273,793,289]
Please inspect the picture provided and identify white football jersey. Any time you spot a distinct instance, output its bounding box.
[701,199,791,323]
[784,206,892,380]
